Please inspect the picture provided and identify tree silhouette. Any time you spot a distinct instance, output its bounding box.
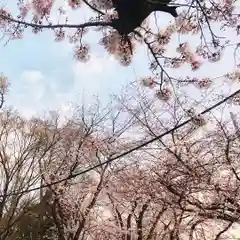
[112,0,178,35]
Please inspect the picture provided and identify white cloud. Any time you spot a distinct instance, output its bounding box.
[73,56,104,76]
[15,70,46,102]
[17,107,38,119]
[20,70,44,84]
[72,54,116,92]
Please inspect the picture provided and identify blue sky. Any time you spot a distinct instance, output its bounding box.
[1,1,239,119]
[0,2,154,118]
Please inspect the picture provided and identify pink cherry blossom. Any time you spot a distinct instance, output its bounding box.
[32,0,54,17]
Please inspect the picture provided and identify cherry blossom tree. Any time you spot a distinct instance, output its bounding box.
[86,87,240,240]
[0,107,60,239]
[0,83,240,239]
[0,74,9,109]
[27,101,136,239]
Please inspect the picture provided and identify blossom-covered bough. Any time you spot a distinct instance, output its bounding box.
[1,0,239,107]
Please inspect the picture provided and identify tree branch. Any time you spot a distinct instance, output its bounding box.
[0,14,112,30]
